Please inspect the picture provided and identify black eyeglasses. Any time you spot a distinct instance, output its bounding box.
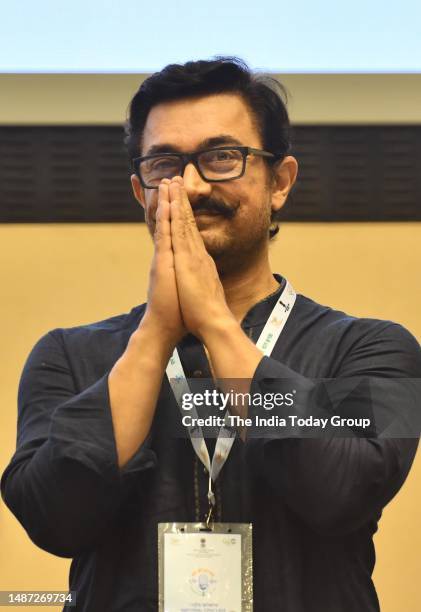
[131,146,278,189]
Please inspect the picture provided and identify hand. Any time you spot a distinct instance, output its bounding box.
[168,177,236,341]
[141,179,186,346]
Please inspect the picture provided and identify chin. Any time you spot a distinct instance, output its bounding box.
[200,230,232,259]
[203,245,230,262]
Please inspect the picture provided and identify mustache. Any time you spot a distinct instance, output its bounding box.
[192,198,238,218]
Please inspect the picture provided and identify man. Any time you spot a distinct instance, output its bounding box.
[1,57,420,612]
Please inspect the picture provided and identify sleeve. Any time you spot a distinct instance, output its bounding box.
[0,329,157,558]
[247,322,421,535]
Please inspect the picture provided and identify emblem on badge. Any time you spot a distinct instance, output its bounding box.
[190,568,217,596]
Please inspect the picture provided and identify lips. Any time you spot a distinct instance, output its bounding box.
[193,209,222,217]
[193,208,222,217]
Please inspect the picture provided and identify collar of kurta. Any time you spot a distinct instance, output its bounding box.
[240,273,286,329]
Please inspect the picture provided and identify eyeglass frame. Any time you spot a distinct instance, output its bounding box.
[131,145,280,189]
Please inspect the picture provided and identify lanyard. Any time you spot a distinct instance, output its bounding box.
[166,278,297,520]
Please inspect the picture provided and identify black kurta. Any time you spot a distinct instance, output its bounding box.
[2,275,420,611]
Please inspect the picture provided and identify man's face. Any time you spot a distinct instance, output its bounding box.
[131,93,297,268]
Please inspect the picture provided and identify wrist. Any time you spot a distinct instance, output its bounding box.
[197,312,240,346]
[132,314,177,362]
[199,314,264,380]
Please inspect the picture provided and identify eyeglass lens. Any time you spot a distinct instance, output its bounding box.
[139,149,244,186]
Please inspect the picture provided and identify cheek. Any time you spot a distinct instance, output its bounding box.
[234,179,269,216]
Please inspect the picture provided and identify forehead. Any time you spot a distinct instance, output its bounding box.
[141,93,261,154]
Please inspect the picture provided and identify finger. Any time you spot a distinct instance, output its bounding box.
[169,179,205,255]
[169,176,194,226]
[169,180,199,255]
[168,180,187,252]
[155,180,172,252]
[171,176,197,225]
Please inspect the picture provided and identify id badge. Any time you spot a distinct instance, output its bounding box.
[158,522,253,612]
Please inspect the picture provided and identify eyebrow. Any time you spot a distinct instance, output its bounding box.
[144,134,244,156]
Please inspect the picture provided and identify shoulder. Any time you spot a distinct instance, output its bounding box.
[49,302,146,343]
[24,303,147,373]
[295,292,418,338]
[291,292,421,377]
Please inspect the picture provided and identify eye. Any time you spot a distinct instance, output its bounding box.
[149,157,179,171]
[139,155,182,186]
[204,150,237,162]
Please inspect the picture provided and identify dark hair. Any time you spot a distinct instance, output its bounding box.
[125,56,292,239]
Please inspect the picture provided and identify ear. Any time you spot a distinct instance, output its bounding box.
[130,174,146,210]
[270,155,298,213]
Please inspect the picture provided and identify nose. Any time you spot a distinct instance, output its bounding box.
[182,161,212,204]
